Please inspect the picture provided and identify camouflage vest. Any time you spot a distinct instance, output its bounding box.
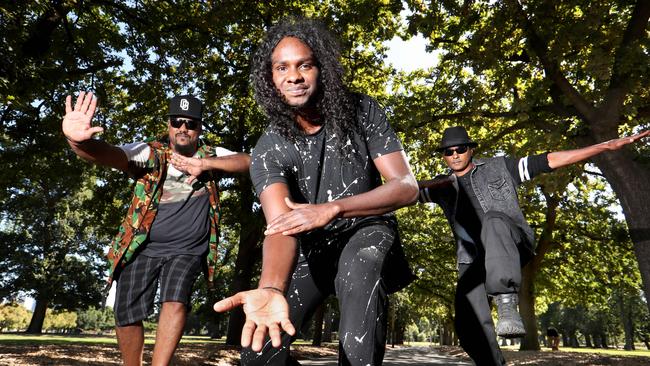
[106,139,221,289]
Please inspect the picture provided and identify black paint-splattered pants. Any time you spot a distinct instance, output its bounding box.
[241,223,395,366]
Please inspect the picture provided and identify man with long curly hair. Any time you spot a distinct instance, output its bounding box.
[214,17,419,365]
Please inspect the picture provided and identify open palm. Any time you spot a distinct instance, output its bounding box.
[62,91,103,143]
[213,289,295,351]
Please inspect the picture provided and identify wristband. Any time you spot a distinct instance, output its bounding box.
[262,286,285,295]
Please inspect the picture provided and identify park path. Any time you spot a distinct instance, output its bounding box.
[299,346,472,365]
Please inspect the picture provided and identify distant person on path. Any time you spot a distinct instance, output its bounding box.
[62,92,250,365]
[416,126,649,365]
[546,327,560,351]
[213,17,418,365]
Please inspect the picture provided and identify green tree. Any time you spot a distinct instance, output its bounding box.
[1,0,409,340]
[402,0,650,316]
[43,308,77,333]
[76,306,114,333]
[0,303,31,331]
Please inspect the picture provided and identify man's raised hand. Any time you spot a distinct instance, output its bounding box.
[62,91,102,143]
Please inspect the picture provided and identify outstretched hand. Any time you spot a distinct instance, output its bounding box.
[264,197,341,236]
[62,91,103,143]
[171,153,204,184]
[214,289,295,351]
[604,130,649,150]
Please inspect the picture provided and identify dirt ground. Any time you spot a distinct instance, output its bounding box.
[0,343,336,366]
[1,343,649,365]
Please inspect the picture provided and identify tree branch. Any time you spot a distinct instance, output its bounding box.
[66,60,123,76]
[412,103,576,129]
[584,169,606,178]
[94,0,151,26]
[508,0,596,122]
[602,0,650,121]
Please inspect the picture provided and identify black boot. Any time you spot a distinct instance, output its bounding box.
[495,293,526,338]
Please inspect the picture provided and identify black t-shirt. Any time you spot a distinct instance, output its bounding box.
[250,94,403,236]
[141,164,211,257]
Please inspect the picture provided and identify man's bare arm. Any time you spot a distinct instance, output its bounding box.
[547,130,649,170]
[257,183,299,292]
[418,176,454,190]
[171,152,250,177]
[213,182,297,351]
[332,150,419,217]
[265,150,418,236]
[202,153,251,174]
[62,92,129,172]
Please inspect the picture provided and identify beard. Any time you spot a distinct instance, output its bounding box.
[172,134,196,156]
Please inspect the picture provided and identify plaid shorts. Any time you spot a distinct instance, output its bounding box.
[113,254,202,327]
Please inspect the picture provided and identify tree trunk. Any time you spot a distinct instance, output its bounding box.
[520,0,650,315]
[569,333,579,347]
[520,190,560,351]
[226,181,264,345]
[323,304,334,343]
[388,302,395,347]
[392,313,406,345]
[620,294,635,350]
[26,295,47,334]
[590,151,650,315]
[519,263,539,350]
[599,332,609,348]
[444,319,454,345]
[311,304,324,346]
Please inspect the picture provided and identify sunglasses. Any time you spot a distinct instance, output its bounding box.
[170,117,201,130]
[443,145,470,156]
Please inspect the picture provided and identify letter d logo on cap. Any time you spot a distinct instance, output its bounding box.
[180,98,190,111]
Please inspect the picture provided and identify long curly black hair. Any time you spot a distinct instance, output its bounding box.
[251,17,358,154]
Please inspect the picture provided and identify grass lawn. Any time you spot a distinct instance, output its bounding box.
[404,340,650,359]
[501,344,650,358]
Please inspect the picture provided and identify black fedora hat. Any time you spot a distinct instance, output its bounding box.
[436,126,478,151]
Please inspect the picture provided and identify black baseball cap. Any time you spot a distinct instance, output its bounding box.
[167,95,202,120]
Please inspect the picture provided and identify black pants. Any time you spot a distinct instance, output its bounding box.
[482,211,531,295]
[455,211,531,366]
[241,223,394,366]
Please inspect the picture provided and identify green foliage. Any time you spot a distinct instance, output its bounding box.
[43,309,77,333]
[0,303,31,331]
[397,206,456,322]
[392,0,649,344]
[76,306,114,333]
[0,0,648,343]
[535,174,641,308]
[1,0,411,335]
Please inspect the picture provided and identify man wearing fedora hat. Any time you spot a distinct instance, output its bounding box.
[62,91,250,365]
[417,125,649,365]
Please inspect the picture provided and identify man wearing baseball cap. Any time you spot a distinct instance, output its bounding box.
[417,126,648,365]
[62,91,250,365]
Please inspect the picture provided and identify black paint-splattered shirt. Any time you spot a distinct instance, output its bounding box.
[250,94,404,235]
